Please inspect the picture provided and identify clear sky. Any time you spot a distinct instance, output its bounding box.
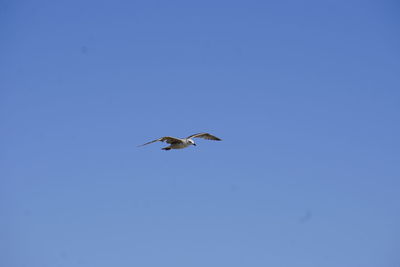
[1,1,400,266]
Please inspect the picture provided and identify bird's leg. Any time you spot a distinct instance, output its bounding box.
[162,147,171,151]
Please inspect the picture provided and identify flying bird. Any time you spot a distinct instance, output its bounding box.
[138,133,222,150]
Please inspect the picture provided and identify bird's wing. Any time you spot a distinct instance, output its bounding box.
[186,133,222,141]
[138,136,183,147]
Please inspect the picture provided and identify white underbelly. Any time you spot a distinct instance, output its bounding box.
[171,143,190,149]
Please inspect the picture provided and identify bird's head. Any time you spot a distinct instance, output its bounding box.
[188,139,196,146]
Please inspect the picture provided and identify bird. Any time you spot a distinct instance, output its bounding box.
[138,133,222,150]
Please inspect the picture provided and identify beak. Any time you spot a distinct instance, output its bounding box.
[193,143,196,146]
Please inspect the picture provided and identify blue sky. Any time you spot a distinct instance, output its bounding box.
[1,0,400,266]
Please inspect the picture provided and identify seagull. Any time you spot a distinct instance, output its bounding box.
[138,133,222,150]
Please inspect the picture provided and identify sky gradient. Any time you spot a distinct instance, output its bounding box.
[1,1,400,266]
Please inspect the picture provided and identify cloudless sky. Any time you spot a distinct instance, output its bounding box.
[1,1,400,266]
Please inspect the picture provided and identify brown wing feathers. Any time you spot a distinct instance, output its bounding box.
[138,136,182,147]
[187,133,222,141]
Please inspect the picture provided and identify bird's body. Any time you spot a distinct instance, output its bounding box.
[161,139,191,150]
[139,133,221,150]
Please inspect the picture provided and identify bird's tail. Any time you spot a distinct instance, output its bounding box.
[162,147,171,151]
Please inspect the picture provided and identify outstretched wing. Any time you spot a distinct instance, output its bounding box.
[186,133,222,141]
[138,136,183,147]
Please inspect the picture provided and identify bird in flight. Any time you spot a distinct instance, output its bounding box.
[138,133,222,150]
